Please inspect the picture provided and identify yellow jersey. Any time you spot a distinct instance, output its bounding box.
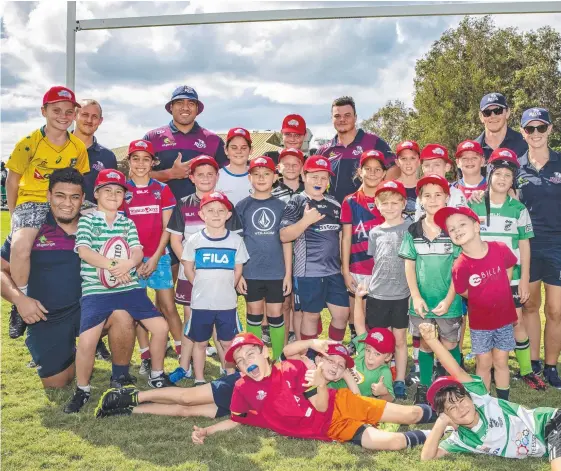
[6,126,89,205]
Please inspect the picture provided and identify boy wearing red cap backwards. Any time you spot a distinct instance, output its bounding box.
[341,150,386,344]
[191,332,437,450]
[66,169,171,413]
[418,322,560,467]
[435,206,518,400]
[181,191,249,385]
[414,143,467,221]
[280,156,349,342]
[468,148,545,391]
[395,140,421,220]
[121,140,181,374]
[6,86,89,324]
[216,127,252,206]
[399,174,464,405]
[453,140,487,199]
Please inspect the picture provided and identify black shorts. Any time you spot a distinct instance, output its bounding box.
[25,304,81,378]
[211,371,241,418]
[366,297,409,330]
[244,279,284,304]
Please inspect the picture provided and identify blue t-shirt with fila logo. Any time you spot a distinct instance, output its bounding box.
[143,121,228,200]
[181,229,249,310]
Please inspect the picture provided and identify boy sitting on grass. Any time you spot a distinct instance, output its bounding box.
[418,322,560,469]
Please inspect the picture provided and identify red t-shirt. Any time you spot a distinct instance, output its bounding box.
[122,179,176,258]
[230,359,337,441]
[452,241,517,330]
[340,189,384,275]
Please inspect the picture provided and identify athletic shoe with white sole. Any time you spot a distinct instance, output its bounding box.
[64,388,91,414]
[139,359,151,376]
[95,386,139,418]
[206,346,217,357]
[148,373,176,388]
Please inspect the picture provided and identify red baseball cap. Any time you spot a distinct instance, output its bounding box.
[360,150,387,169]
[127,139,155,158]
[396,140,420,156]
[225,333,265,363]
[281,114,306,135]
[427,376,465,410]
[43,86,80,107]
[303,155,334,176]
[359,328,396,354]
[434,206,480,232]
[420,144,452,164]
[94,169,127,191]
[416,174,450,196]
[374,180,406,199]
[321,344,355,369]
[226,127,252,145]
[279,147,305,163]
[249,156,276,172]
[488,148,520,168]
[189,155,219,173]
[455,140,484,158]
[200,191,233,211]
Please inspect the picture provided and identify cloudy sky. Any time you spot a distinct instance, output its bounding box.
[1,1,560,158]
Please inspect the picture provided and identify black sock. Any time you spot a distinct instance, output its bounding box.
[349,323,356,337]
[416,403,436,423]
[403,430,429,448]
[496,387,510,401]
[545,364,557,370]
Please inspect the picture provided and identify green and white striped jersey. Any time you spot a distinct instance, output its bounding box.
[75,211,142,297]
[469,196,534,284]
[440,375,556,459]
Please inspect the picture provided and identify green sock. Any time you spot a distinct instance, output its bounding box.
[449,345,462,366]
[267,315,285,360]
[419,350,434,386]
[246,314,263,339]
[515,338,532,376]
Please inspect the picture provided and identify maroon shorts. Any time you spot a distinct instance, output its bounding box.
[175,279,193,306]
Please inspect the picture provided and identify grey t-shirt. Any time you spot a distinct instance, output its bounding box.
[367,220,412,300]
[235,196,287,280]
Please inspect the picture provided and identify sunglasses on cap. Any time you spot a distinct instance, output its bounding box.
[482,108,505,117]
[524,124,549,134]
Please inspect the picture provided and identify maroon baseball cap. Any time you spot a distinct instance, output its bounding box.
[200,191,233,211]
[225,333,265,363]
[420,144,452,164]
[94,169,127,191]
[281,114,306,135]
[226,127,252,145]
[189,155,219,173]
[427,376,465,410]
[360,150,386,169]
[303,155,334,176]
[279,148,305,163]
[374,180,406,199]
[396,140,420,156]
[43,86,80,107]
[416,174,450,196]
[249,156,276,172]
[434,206,480,232]
[321,344,355,369]
[127,139,155,158]
[455,140,484,158]
[359,328,396,354]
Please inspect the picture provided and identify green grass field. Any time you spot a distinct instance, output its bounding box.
[0,210,558,471]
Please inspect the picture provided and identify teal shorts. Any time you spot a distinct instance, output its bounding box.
[138,254,174,290]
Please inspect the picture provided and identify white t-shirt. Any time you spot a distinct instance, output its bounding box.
[414,185,467,221]
[217,167,252,206]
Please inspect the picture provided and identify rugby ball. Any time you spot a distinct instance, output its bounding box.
[97,236,131,289]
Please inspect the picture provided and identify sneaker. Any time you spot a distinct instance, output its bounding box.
[64,388,91,413]
[95,339,111,361]
[405,370,420,386]
[287,332,297,344]
[531,360,543,375]
[544,367,561,390]
[262,327,271,345]
[95,386,139,416]
[148,373,175,389]
[517,372,547,391]
[414,384,428,405]
[206,346,217,357]
[110,374,137,389]
[393,380,407,400]
[95,407,133,418]
[169,366,188,384]
[9,305,26,339]
[139,359,151,376]
[27,360,37,368]
[194,380,207,386]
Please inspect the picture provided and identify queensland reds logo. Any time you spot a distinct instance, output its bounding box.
[288,119,299,126]
[433,147,445,156]
[528,108,541,118]
[232,336,245,347]
[106,171,121,179]
[210,192,224,199]
[469,274,482,287]
[335,346,347,354]
[499,150,513,158]
[462,142,475,149]
[135,141,148,148]
[58,90,71,98]
[487,93,498,102]
[254,157,267,165]
[401,141,413,147]
[316,159,328,167]
[367,150,382,158]
[383,181,398,189]
[370,332,384,342]
[234,128,246,135]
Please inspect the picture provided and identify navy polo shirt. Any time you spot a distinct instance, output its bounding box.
[1,212,81,318]
[317,129,395,203]
[517,149,561,242]
[82,136,118,203]
[144,121,228,200]
[474,127,528,162]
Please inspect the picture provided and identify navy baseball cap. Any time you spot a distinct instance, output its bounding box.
[480,92,508,111]
[165,85,204,115]
[521,108,551,127]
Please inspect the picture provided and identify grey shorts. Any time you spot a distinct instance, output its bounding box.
[11,202,50,232]
[470,324,516,355]
[409,316,462,343]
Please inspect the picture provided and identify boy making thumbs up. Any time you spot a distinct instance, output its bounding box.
[280,156,350,342]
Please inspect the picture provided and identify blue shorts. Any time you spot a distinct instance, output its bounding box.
[80,288,162,334]
[530,240,561,286]
[185,308,242,342]
[211,371,241,418]
[26,304,80,378]
[294,273,349,313]
[138,254,174,290]
[471,324,516,355]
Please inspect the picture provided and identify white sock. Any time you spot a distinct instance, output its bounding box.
[18,285,28,296]
[77,384,91,393]
[174,340,182,346]
[150,369,163,378]
[139,347,149,354]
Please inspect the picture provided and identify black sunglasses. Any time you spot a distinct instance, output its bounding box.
[524,124,549,134]
[482,107,505,117]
